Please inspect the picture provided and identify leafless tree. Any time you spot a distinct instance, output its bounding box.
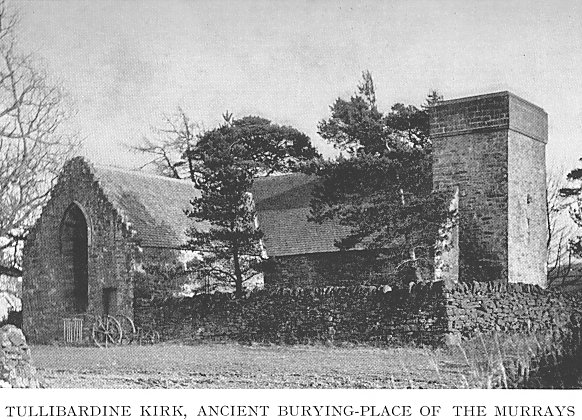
[546,166,577,285]
[0,1,79,277]
[131,108,203,181]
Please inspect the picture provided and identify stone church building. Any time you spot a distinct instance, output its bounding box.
[22,91,549,343]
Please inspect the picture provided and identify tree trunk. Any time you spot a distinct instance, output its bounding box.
[398,183,424,284]
[232,246,243,298]
[408,247,425,284]
[186,143,196,182]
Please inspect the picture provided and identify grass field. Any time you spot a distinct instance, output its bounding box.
[31,342,479,389]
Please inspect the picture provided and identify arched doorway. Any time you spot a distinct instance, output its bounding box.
[60,203,89,313]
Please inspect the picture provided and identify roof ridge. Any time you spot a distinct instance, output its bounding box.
[254,172,313,181]
[94,163,313,186]
[93,163,195,185]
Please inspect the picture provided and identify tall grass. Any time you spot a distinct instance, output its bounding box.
[447,328,582,388]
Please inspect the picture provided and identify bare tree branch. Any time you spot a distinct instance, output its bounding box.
[0,1,79,276]
[128,108,203,181]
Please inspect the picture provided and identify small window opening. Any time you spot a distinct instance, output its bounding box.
[102,288,118,317]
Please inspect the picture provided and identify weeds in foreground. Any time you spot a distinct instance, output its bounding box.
[441,329,582,388]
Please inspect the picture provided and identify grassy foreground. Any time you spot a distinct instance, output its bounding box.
[31,342,475,389]
[33,332,582,389]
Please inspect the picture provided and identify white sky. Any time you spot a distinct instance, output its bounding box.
[15,0,582,172]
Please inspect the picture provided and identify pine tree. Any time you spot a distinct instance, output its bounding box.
[310,72,450,284]
[186,116,319,296]
[560,159,582,257]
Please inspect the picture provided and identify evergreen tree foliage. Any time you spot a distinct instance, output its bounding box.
[186,116,319,296]
[310,72,451,283]
[193,116,319,175]
[561,159,582,257]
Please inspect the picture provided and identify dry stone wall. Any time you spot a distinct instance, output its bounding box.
[135,283,448,346]
[1,325,43,388]
[445,282,582,338]
[135,281,582,346]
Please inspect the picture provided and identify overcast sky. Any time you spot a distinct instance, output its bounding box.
[15,0,582,172]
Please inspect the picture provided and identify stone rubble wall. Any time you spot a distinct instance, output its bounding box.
[445,282,582,338]
[135,281,582,346]
[1,325,43,388]
[135,283,448,346]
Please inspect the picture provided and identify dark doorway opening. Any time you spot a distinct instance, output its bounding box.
[102,288,117,316]
[60,204,89,313]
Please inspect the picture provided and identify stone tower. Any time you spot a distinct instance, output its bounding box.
[430,91,548,286]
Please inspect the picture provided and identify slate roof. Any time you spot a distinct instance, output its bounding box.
[89,163,350,256]
[92,165,209,249]
[253,174,352,256]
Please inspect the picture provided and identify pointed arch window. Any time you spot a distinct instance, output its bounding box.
[60,203,90,313]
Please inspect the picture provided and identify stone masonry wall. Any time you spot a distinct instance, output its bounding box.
[135,283,448,346]
[430,92,548,286]
[431,96,510,282]
[433,130,509,280]
[507,130,547,286]
[135,281,582,346]
[445,282,582,339]
[22,158,136,344]
[264,250,404,289]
